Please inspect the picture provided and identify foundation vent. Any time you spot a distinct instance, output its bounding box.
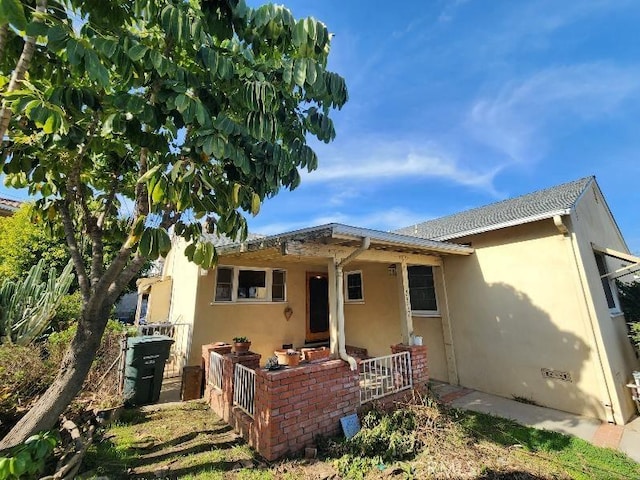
[541,368,572,383]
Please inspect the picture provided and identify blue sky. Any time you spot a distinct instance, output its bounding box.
[2,1,639,250]
[244,0,640,251]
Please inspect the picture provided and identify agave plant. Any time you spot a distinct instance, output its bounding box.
[0,259,74,345]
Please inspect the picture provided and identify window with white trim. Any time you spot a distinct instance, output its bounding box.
[214,266,286,303]
[345,270,364,302]
[594,252,621,313]
[408,265,438,314]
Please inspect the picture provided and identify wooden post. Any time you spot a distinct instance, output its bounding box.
[327,258,339,357]
[397,260,414,345]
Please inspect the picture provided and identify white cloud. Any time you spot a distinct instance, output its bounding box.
[250,207,429,236]
[467,63,640,162]
[303,140,503,196]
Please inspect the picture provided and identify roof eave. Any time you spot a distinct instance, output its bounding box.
[431,209,572,241]
[217,223,474,257]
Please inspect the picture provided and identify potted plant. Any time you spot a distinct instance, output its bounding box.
[232,336,251,354]
[274,348,301,366]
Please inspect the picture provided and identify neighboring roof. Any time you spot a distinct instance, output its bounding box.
[0,197,21,215]
[216,223,474,256]
[396,176,595,241]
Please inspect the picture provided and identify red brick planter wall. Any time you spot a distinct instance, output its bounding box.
[390,344,429,391]
[252,359,360,460]
[202,343,428,462]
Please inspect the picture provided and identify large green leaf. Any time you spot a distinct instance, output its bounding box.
[0,0,27,30]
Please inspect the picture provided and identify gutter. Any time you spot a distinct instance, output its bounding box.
[335,237,371,371]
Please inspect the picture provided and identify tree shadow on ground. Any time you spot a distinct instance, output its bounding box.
[82,402,263,479]
[459,409,573,453]
[475,471,547,479]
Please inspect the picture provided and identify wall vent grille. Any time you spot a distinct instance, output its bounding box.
[541,368,572,383]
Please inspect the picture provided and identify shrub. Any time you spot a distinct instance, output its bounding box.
[49,292,83,333]
[47,320,127,409]
[322,407,420,478]
[0,345,56,435]
[0,431,58,479]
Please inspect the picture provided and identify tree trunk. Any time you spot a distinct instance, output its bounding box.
[0,304,110,450]
[0,0,47,140]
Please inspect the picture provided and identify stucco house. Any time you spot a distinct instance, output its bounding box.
[139,176,640,428]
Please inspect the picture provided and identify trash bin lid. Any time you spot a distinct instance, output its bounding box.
[127,335,174,347]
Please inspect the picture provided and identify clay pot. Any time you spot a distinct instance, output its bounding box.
[233,342,251,354]
[301,347,330,362]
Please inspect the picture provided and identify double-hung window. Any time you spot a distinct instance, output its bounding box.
[345,271,364,302]
[214,266,286,303]
[408,266,438,315]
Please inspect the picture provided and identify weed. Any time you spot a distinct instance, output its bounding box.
[512,395,540,406]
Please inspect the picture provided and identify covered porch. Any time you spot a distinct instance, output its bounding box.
[199,224,473,459]
[212,223,473,379]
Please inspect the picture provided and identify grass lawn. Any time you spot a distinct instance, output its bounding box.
[80,399,640,479]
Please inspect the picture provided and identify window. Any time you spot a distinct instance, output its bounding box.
[345,271,364,302]
[408,266,438,314]
[238,269,266,299]
[272,270,286,302]
[594,253,620,312]
[213,266,286,303]
[215,267,233,302]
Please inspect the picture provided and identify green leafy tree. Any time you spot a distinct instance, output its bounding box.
[0,204,69,283]
[0,0,346,448]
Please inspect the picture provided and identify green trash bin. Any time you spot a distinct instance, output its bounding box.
[123,335,174,406]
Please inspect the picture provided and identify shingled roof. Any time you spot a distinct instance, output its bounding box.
[0,197,22,216]
[396,176,594,241]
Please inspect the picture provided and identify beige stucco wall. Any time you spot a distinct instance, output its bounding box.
[568,182,640,423]
[146,278,172,323]
[188,256,451,381]
[161,239,200,357]
[343,261,449,381]
[189,258,314,365]
[444,219,610,421]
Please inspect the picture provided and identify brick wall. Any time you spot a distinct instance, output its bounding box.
[202,343,428,462]
[390,344,429,391]
[252,359,360,460]
[204,347,260,424]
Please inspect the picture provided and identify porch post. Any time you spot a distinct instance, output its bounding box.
[327,258,339,357]
[439,264,459,384]
[397,260,414,345]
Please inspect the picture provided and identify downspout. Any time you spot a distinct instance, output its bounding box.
[555,215,616,422]
[336,237,371,370]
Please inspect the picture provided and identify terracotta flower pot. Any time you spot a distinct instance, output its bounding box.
[233,342,251,354]
[301,347,330,362]
[286,352,300,366]
[275,349,300,366]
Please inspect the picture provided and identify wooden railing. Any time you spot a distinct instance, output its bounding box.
[359,351,412,403]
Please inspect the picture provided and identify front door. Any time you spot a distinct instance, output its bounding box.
[306,272,329,342]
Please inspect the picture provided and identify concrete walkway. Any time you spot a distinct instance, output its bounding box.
[430,381,640,463]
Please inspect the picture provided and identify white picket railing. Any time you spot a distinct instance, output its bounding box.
[233,363,256,417]
[359,351,412,403]
[137,322,192,378]
[208,351,224,390]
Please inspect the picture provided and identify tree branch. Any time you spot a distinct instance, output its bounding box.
[58,199,90,301]
[0,24,8,62]
[105,253,147,306]
[69,118,104,288]
[135,148,150,217]
[0,0,48,140]
[96,174,120,229]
